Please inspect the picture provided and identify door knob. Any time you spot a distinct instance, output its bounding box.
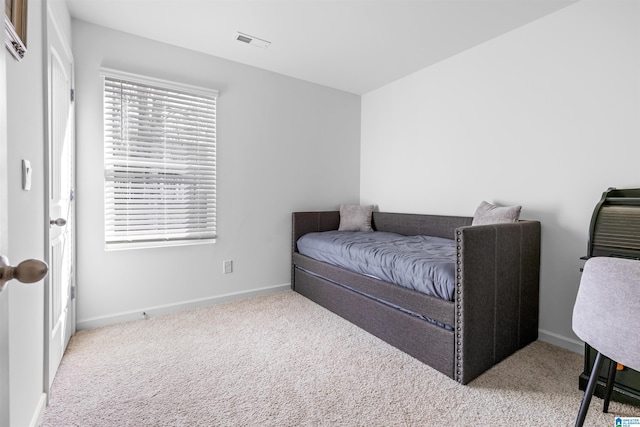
[0,256,48,291]
[50,217,67,227]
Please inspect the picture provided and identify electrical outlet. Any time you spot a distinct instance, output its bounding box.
[223,260,233,274]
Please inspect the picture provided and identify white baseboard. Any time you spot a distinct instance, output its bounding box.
[77,283,291,331]
[77,290,586,356]
[538,328,584,354]
[29,393,47,427]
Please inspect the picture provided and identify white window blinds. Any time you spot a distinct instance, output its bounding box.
[103,70,218,249]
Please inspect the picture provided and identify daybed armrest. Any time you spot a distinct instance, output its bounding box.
[454,220,541,384]
[291,211,340,287]
[291,211,340,252]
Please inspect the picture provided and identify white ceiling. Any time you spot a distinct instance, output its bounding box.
[64,0,578,95]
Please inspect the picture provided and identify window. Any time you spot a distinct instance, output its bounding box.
[102,69,217,249]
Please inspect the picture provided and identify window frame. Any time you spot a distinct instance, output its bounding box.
[101,68,218,250]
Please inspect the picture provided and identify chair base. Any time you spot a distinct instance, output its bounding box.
[580,344,640,408]
[603,357,618,413]
[575,352,618,427]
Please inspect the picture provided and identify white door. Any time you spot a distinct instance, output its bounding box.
[0,36,10,427]
[45,6,76,392]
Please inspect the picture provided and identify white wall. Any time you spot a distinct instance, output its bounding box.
[361,0,640,352]
[72,21,361,327]
[5,0,48,425]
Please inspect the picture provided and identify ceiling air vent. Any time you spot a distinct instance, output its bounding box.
[235,32,271,49]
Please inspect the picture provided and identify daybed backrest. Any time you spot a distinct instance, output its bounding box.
[373,212,472,240]
[291,211,474,252]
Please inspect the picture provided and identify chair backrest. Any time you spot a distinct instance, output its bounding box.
[572,257,640,371]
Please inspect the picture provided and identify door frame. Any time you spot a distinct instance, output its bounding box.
[0,34,10,427]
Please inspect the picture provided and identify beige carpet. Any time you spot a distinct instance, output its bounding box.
[42,290,640,426]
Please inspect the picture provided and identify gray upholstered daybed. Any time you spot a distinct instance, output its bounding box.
[291,209,541,384]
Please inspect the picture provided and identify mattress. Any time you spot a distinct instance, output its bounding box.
[296,230,456,301]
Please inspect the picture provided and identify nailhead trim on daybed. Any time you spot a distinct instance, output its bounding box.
[455,230,463,383]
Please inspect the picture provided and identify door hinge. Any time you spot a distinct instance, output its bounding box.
[70,88,75,103]
[71,285,76,299]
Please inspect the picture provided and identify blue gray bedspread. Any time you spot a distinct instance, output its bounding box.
[296,231,456,301]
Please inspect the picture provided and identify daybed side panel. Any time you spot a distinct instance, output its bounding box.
[295,267,454,377]
[494,221,541,352]
[519,222,541,345]
[454,226,497,384]
[494,226,523,359]
[455,220,541,384]
[292,211,340,252]
[291,211,340,288]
